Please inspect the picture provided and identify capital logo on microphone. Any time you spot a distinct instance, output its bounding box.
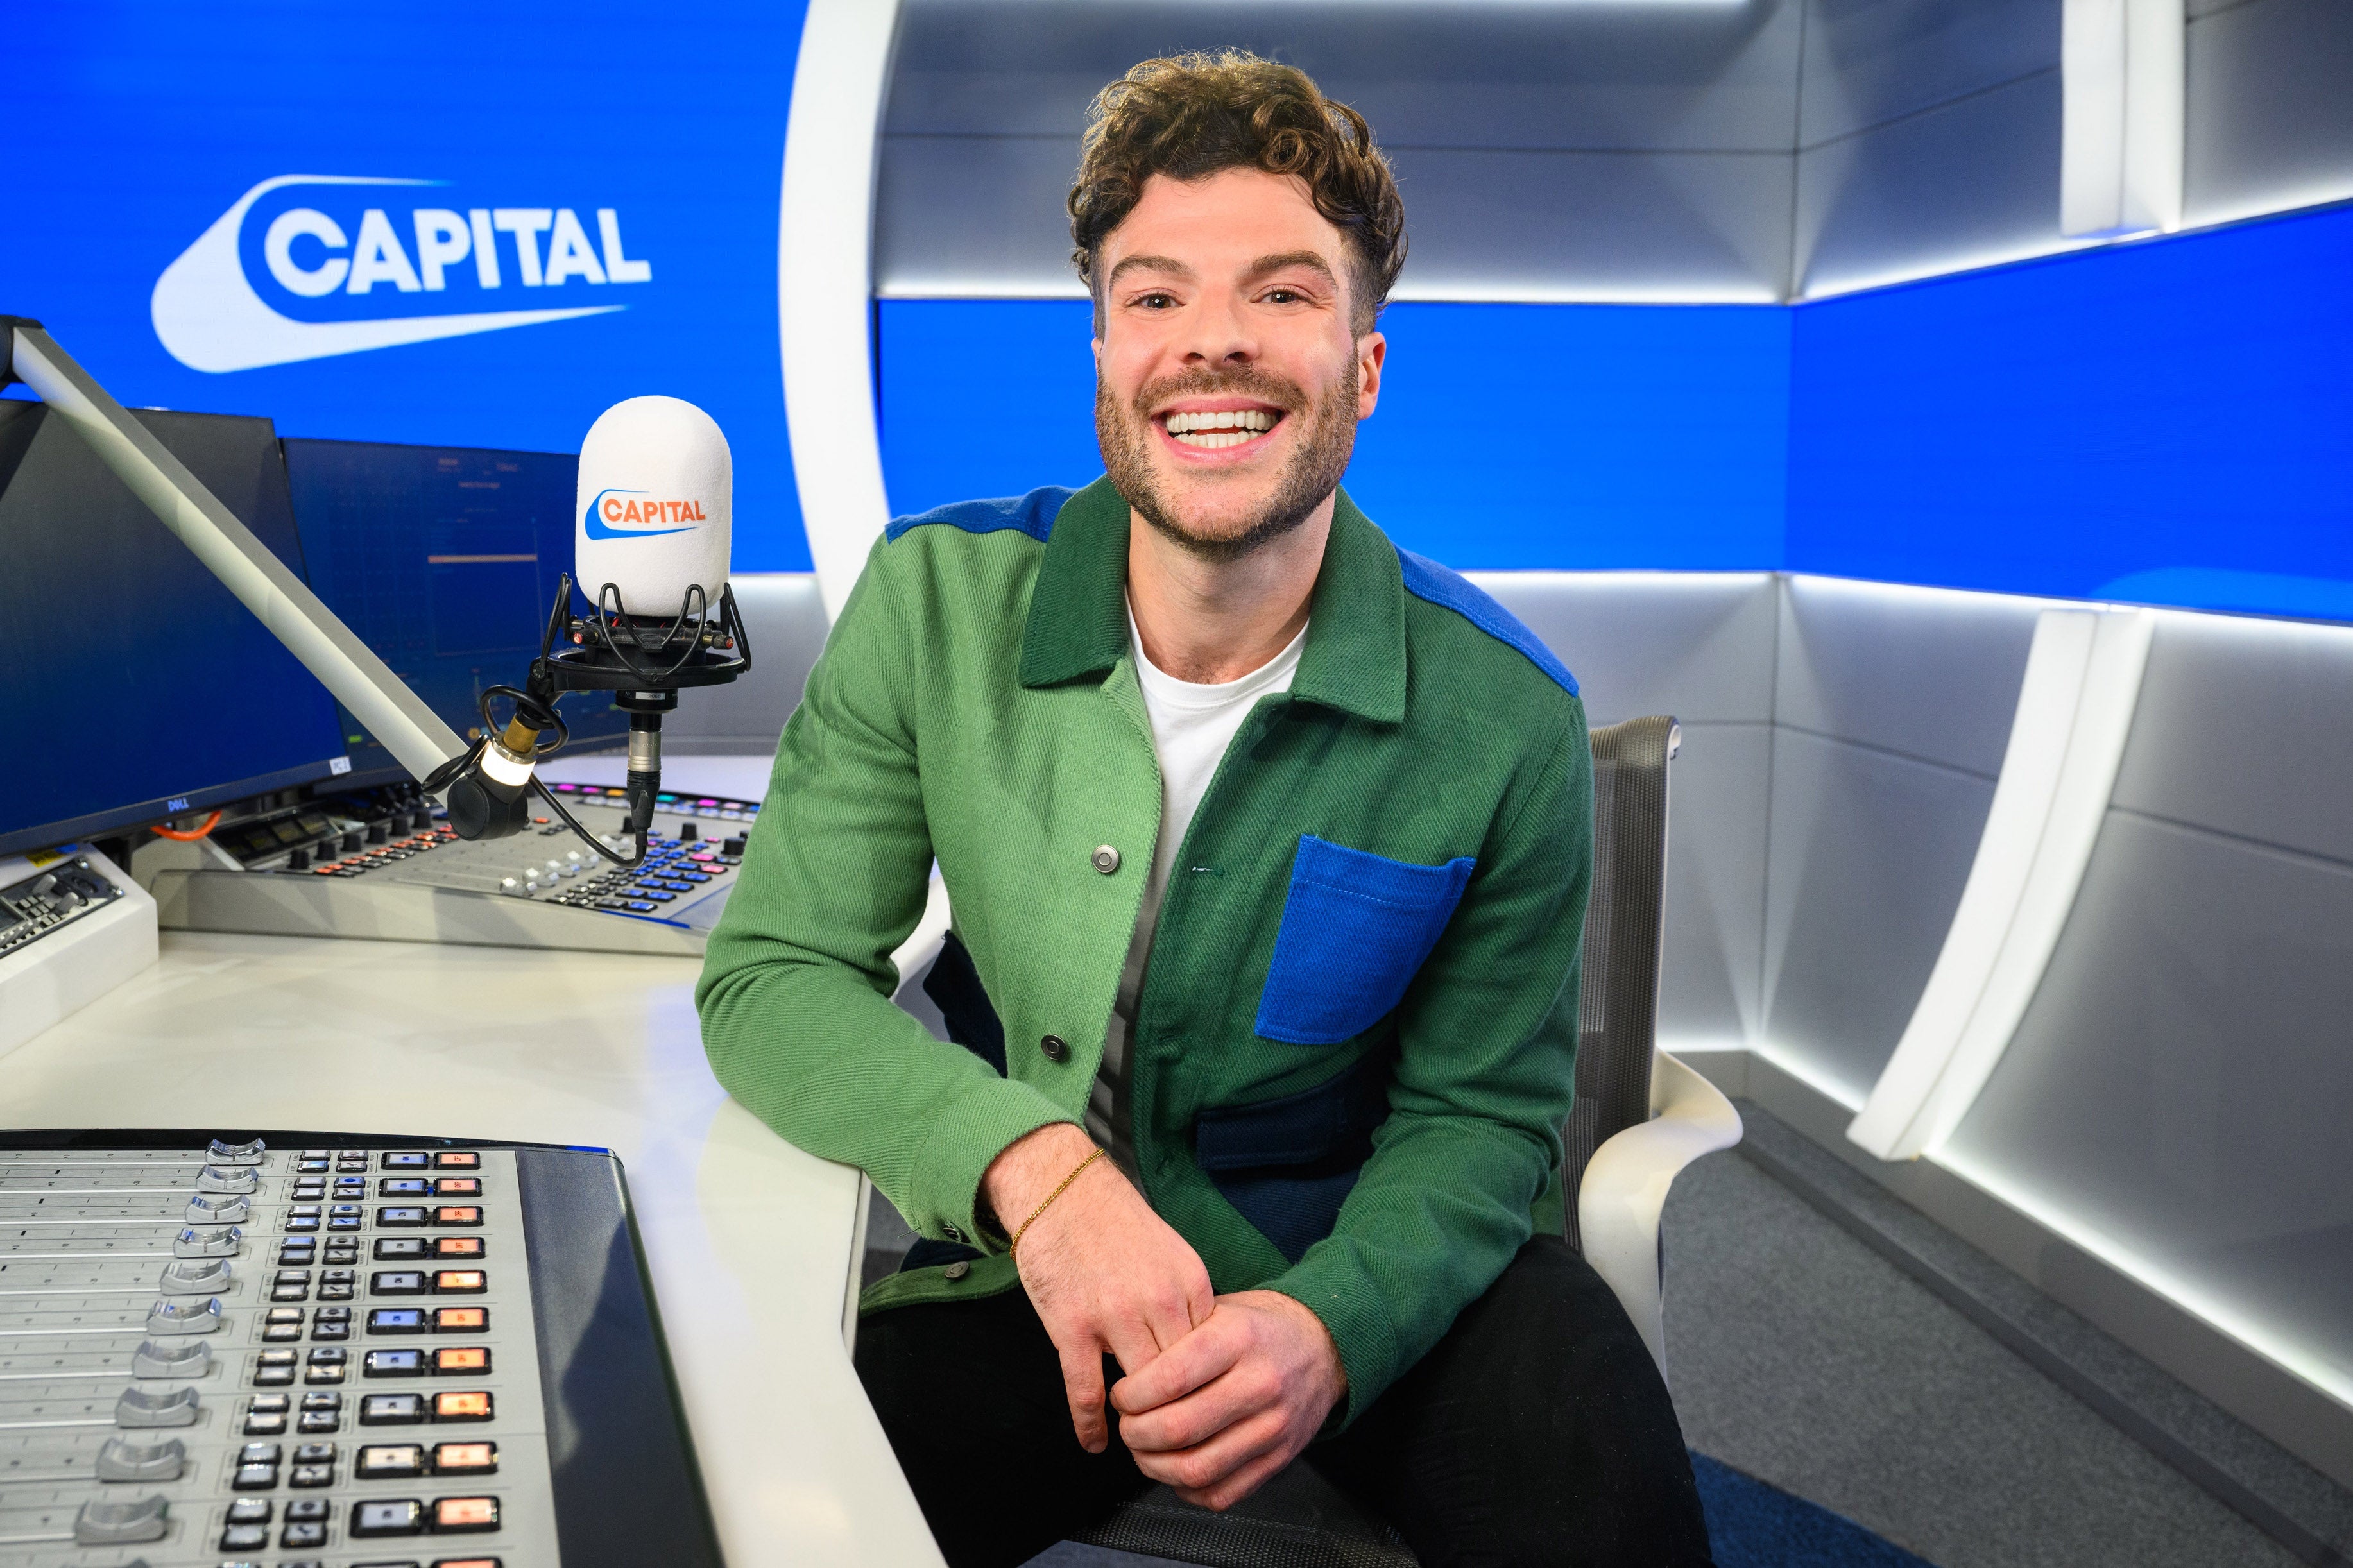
[583,488,703,541]
[152,176,655,373]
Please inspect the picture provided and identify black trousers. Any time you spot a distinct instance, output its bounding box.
[855,1236,1715,1568]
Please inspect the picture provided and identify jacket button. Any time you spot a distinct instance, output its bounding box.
[1040,1034,1070,1063]
[943,1261,971,1281]
[942,1223,965,1243]
[1091,845,1121,874]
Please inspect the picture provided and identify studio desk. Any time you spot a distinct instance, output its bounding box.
[3,926,946,1568]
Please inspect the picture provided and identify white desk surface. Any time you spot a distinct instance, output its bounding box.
[3,923,945,1568]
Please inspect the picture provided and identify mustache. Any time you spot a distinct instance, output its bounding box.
[1129,366,1306,420]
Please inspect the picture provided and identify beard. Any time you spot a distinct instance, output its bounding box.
[1096,358,1360,565]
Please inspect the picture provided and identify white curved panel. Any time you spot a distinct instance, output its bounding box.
[1849,604,2154,1161]
[780,0,902,621]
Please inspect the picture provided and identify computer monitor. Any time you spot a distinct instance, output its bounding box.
[0,401,354,858]
[282,439,624,786]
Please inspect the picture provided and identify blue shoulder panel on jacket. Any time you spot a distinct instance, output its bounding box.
[884,486,1075,544]
[1394,547,1580,696]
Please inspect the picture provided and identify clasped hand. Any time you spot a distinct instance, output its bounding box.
[981,1125,1347,1510]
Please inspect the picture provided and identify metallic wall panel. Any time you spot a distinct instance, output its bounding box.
[1468,570,1779,725]
[661,574,830,754]
[2184,0,2353,228]
[876,136,1799,301]
[1799,0,2060,148]
[1947,809,2353,1393]
[887,0,1804,151]
[879,0,1804,301]
[1387,147,1793,302]
[1761,727,1996,1102]
[2112,611,2353,867]
[1469,573,1777,1046]
[1795,69,2070,298]
[1658,720,1773,1048]
[1776,576,2044,776]
[877,134,1083,297]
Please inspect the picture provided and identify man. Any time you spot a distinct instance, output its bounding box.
[699,51,1712,1568]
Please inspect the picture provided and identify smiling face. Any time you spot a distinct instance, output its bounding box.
[1093,167,1385,562]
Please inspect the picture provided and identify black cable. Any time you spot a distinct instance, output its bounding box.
[529,774,647,869]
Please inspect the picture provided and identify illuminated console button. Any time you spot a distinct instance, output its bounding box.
[382,1178,431,1197]
[233,1461,278,1489]
[282,1518,329,1547]
[432,1271,486,1294]
[432,1308,488,1333]
[434,1496,500,1532]
[434,1236,484,1260]
[432,1440,497,1476]
[383,1152,432,1170]
[379,1207,429,1227]
[432,1390,493,1422]
[368,1308,427,1334]
[351,1497,426,1536]
[433,1177,482,1197]
[366,1349,425,1377]
[373,1272,429,1295]
[219,1521,269,1551]
[432,1347,490,1376]
[376,1238,429,1261]
[360,1394,425,1425]
[434,1151,481,1169]
[433,1207,483,1228]
[357,1442,427,1478]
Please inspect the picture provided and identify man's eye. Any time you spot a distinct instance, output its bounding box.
[1135,293,1177,309]
[1265,289,1301,304]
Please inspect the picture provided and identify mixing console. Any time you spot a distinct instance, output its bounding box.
[0,1133,717,1568]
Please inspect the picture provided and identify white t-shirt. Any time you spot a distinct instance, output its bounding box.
[1085,604,1308,1179]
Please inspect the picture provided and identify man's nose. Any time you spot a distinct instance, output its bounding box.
[1181,291,1255,366]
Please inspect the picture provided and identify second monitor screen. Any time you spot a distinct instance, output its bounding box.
[284,439,625,782]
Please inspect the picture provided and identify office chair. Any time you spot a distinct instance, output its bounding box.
[1070,715,1744,1568]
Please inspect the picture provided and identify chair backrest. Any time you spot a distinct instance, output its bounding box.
[1561,715,1677,1251]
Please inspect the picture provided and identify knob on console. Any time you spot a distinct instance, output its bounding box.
[287,848,311,870]
[341,830,363,853]
[367,822,389,845]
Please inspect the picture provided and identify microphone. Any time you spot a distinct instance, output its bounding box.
[434,396,750,864]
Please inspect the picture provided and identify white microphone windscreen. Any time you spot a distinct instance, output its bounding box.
[576,396,733,616]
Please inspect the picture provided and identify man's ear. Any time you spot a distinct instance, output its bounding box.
[1356,331,1386,420]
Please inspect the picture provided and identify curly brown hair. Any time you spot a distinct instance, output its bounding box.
[1069,51,1406,336]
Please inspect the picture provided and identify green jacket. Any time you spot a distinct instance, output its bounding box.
[697,478,1591,1422]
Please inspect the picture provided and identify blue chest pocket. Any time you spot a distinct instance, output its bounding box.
[1254,836,1476,1045]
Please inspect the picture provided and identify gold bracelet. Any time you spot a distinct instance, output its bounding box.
[1009,1146,1106,1259]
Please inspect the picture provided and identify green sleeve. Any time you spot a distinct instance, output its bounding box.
[1264,704,1592,1424]
[695,540,1072,1248]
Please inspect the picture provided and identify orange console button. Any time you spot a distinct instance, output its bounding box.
[433,1177,482,1197]
[432,1440,499,1476]
[432,1346,490,1374]
[432,1495,500,1531]
[433,1206,483,1227]
[432,1390,493,1422]
[431,1307,487,1333]
[434,1151,480,1170]
[432,1270,486,1294]
[433,1236,485,1260]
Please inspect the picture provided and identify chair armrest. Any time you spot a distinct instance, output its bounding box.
[1576,1050,1743,1372]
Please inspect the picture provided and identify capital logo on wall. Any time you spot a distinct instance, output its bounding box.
[152,175,656,373]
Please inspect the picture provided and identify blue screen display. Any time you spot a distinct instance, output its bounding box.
[4,0,813,572]
[878,298,1793,572]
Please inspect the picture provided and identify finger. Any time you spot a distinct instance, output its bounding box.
[1176,1440,1296,1513]
[1116,1372,1254,1456]
[1111,1313,1244,1419]
[1140,1267,1210,1356]
[1051,1333,1110,1453]
[1099,1308,1165,1383]
[1133,1405,1290,1499]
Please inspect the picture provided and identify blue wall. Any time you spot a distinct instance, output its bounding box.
[880,299,1792,571]
[1788,201,2353,618]
[6,1,814,571]
[881,201,2353,619]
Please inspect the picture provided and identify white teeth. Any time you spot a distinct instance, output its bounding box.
[1165,409,1276,435]
[1171,429,1258,448]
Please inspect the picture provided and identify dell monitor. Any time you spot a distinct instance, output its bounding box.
[0,400,354,858]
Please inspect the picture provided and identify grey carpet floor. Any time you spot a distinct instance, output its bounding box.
[915,1147,2298,1567]
[1661,1150,2293,1568]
